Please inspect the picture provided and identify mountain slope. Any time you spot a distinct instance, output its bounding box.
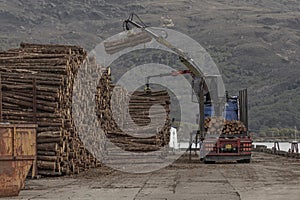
[0,0,299,132]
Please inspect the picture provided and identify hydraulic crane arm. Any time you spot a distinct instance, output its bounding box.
[145,70,192,84]
[123,13,203,79]
[123,13,207,136]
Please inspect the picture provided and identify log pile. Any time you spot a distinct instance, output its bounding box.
[0,43,100,176]
[204,117,247,135]
[127,90,171,147]
[0,43,171,175]
[96,70,171,152]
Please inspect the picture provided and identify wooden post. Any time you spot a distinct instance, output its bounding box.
[199,79,205,138]
[0,74,2,122]
[32,126,38,178]
[291,142,299,153]
[32,78,38,178]
[189,132,192,161]
[273,141,280,152]
[32,78,37,123]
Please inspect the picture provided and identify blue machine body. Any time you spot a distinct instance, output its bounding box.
[224,98,238,120]
[204,97,239,121]
[204,104,214,118]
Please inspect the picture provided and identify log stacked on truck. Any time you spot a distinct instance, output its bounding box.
[0,43,100,176]
[204,117,247,135]
[96,70,171,152]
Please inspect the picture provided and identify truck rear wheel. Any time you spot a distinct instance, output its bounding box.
[204,159,215,164]
[237,159,251,163]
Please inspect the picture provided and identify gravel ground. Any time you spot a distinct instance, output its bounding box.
[6,152,300,200]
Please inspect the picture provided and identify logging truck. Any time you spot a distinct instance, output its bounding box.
[122,13,252,163]
[200,89,252,163]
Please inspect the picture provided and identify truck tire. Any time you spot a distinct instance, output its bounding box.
[204,159,215,164]
[237,159,251,163]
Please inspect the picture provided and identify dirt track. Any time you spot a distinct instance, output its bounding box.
[7,152,300,200]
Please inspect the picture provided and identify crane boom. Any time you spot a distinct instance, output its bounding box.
[123,13,207,140]
[124,13,203,78]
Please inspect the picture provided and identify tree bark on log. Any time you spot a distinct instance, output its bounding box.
[0,43,99,176]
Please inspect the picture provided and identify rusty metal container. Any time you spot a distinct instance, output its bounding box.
[0,124,37,197]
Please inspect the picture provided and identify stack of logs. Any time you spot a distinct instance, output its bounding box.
[204,117,247,135]
[0,43,100,176]
[96,70,171,152]
[127,90,170,147]
[0,43,171,175]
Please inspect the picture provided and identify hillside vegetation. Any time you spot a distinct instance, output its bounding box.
[0,0,299,134]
